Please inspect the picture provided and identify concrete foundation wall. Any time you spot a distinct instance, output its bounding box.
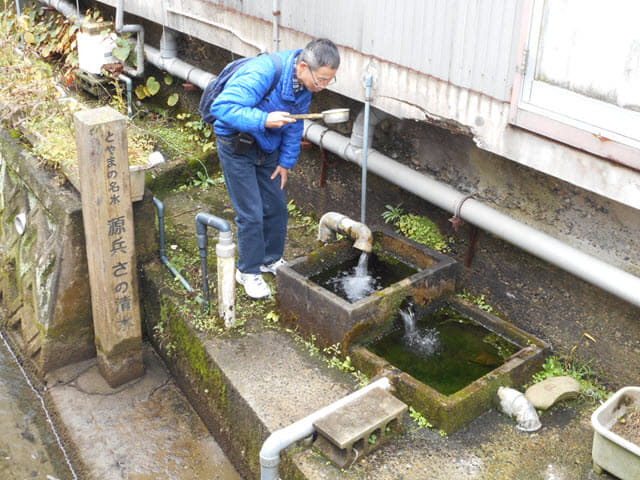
[372,118,640,275]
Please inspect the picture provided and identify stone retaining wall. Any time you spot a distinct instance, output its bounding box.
[0,129,156,375]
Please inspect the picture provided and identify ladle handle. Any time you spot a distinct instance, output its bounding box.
[288,113,323,119]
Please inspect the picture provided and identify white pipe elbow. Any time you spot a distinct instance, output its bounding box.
[318,212,373,252]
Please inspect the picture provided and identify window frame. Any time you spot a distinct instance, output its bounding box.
[509,0,640,171]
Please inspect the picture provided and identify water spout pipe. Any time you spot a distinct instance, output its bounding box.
[303,120,640,309]
[195,213,236,327]
[115,0,144,77]
[318,212,373,253]
[153,197,194,293]
[360,74,372,223]
[260,377,391,480]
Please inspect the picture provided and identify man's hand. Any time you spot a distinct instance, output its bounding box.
[266,111,297,128]
[271,165,289,189]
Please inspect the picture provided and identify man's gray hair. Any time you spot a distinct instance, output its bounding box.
[300,38,340,70]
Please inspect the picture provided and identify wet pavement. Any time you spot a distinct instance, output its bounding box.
[0,332,72,480]
[43,344,242,480]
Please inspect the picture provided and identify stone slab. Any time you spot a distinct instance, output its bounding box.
[525,375,581,409]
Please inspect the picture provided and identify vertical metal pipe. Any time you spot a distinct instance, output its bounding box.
[117,74,133,118]
[272,0,280,53]
[360,74,373,224]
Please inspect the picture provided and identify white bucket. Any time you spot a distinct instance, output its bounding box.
[77,32,117,74]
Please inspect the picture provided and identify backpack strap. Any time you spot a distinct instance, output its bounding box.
[266,53,283,96]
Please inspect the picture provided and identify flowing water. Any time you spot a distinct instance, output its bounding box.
[368,305,519,395]
[310,251,417,303]
[399,306,441,357]
[0,331,75,480]
[340,252,373,302]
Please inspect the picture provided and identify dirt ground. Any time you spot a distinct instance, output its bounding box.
[611,406,640,446]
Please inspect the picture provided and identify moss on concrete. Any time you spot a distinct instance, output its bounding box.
[164,303,228,409]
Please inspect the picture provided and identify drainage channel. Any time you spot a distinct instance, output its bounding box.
[0,328,78,480]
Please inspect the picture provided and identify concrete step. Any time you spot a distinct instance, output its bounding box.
[313,387,408,468]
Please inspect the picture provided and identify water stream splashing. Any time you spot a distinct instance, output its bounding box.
[399,306,441,357]
[341,252,374,302]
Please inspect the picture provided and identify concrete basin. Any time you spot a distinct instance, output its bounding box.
[351,296,550,433]
[276,228,460,351]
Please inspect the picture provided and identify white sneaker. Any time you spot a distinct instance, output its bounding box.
[260,258,287,275]
[235,270,271,299]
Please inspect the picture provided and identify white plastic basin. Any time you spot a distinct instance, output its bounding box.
[591,386,640,479]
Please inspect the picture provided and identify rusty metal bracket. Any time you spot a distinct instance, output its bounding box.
[447,194,478,267]
[448,194,473,231]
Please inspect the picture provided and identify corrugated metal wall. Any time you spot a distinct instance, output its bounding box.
[212,0,524,102]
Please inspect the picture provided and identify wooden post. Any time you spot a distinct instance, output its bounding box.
[74,106,144,387]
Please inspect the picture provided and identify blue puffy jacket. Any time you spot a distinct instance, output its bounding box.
[210,49,312,169]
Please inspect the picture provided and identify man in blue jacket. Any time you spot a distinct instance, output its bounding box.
[210,38,340,298]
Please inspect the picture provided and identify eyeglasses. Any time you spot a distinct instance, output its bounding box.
[309,68,337,88]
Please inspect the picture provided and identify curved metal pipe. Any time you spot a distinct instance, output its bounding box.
[195,213,236,327]
[115,0,144,77]
[304,121,640,309]
[38,0,81,23]
[318,212,373,253]
[145,45,215,91]
[260,377,391,480]
[160,27,178,59]
[153,197,194,293]
[350,106,389,151]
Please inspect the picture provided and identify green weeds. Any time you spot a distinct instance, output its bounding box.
[456,289,496,314]
[288,200,317,233]
[532,355,610,403]
[382,204,450,252]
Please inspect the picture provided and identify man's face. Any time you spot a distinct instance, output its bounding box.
[297,61,338,93]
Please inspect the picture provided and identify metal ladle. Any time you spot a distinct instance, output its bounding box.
[288,108,349,124]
